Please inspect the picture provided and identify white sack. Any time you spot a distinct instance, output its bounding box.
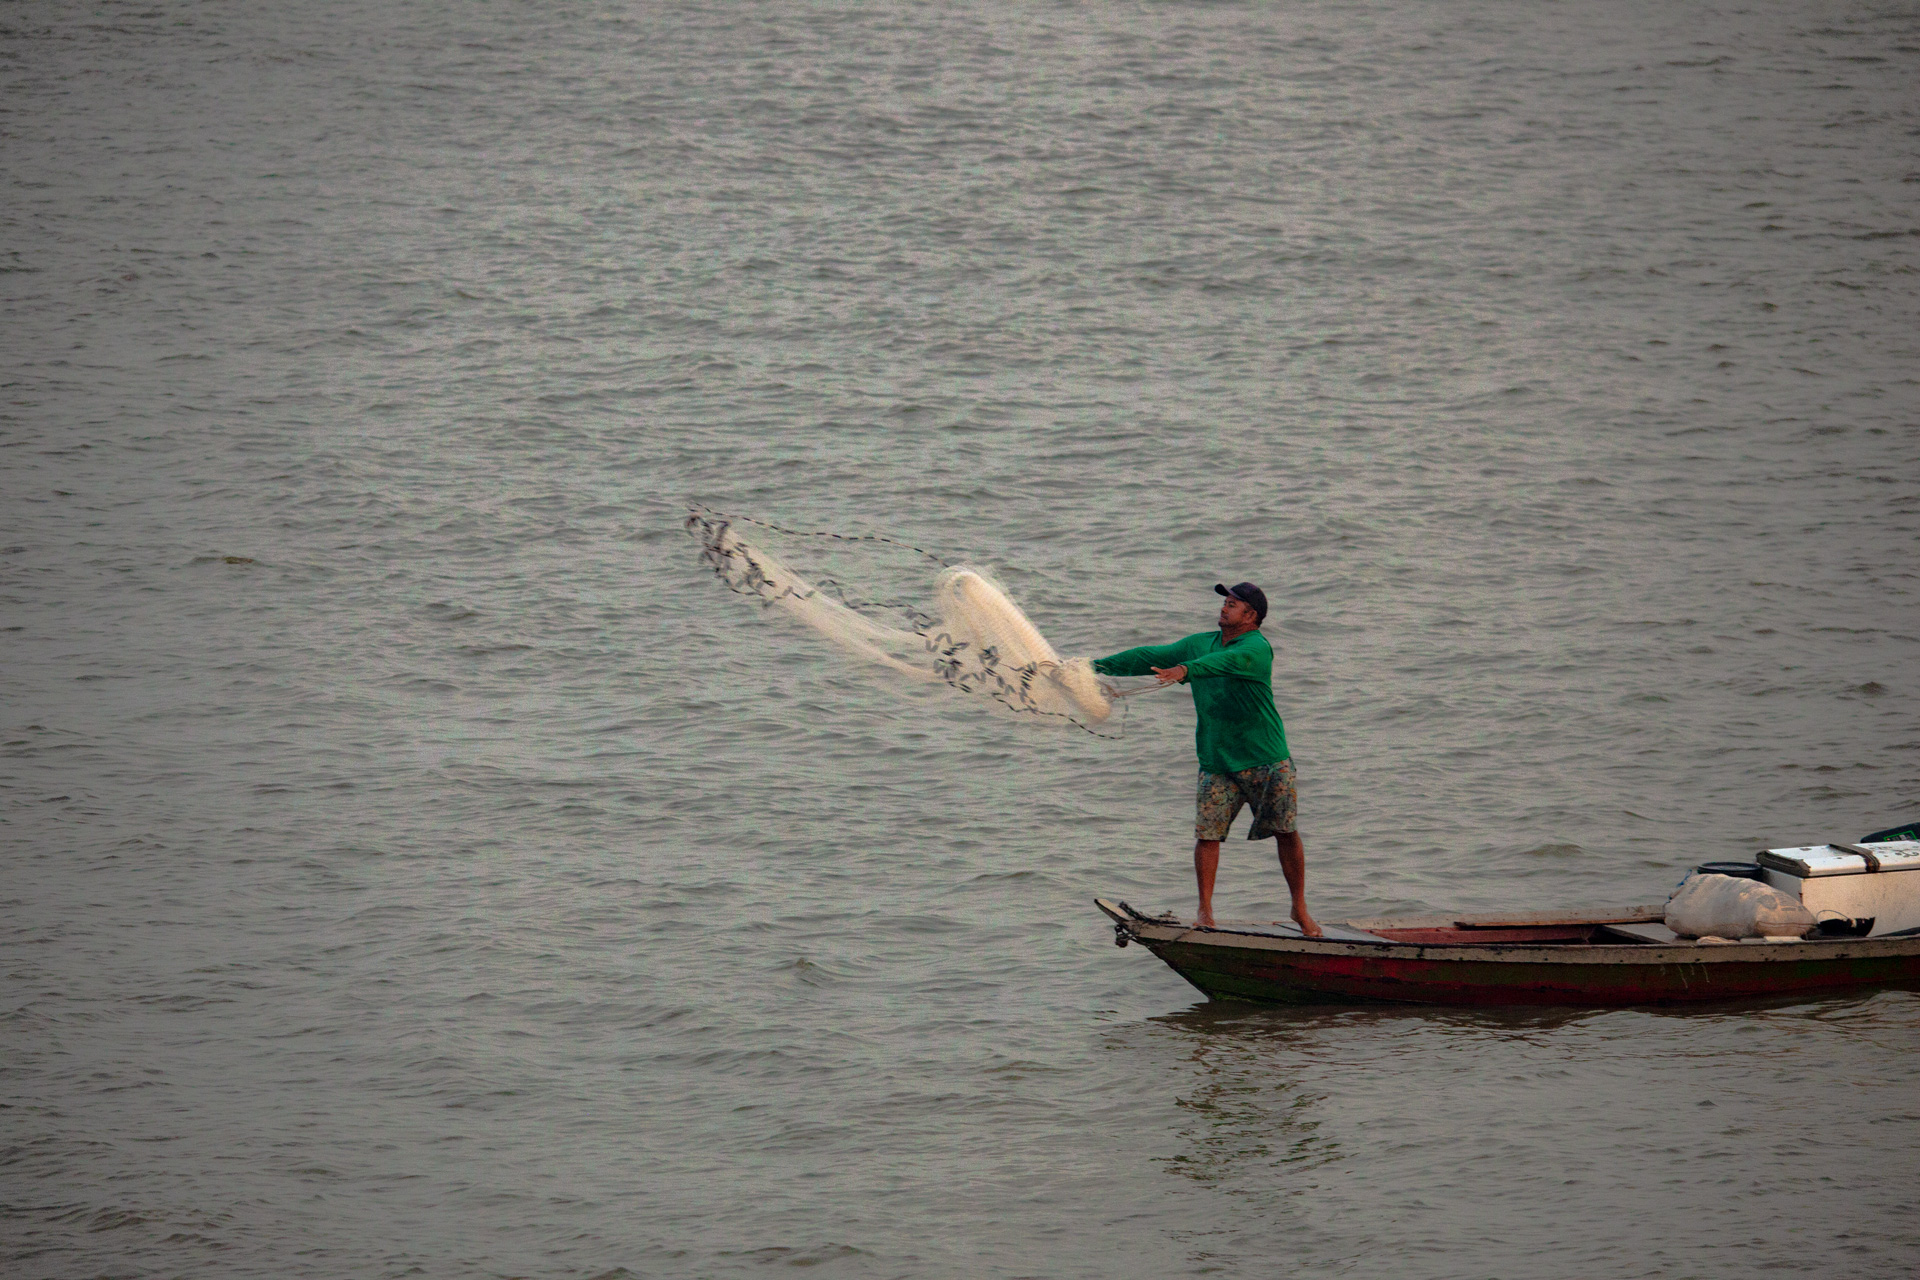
[1665,873,1815,940]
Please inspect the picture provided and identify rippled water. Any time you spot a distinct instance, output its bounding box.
[5,1,1918,1276]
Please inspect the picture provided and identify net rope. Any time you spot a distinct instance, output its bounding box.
[686,505,1159,737]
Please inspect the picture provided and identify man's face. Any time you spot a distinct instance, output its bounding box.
[1218,596,1257,629]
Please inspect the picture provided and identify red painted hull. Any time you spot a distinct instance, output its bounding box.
[1097,901,1920,1007]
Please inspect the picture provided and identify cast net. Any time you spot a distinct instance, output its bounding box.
[686,506,1150,735]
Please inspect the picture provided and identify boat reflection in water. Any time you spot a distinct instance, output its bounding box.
[1137,999,1602,1192]
[1114,985,1918,1274]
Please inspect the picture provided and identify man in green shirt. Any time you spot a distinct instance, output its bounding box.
[1092,582,1320,936]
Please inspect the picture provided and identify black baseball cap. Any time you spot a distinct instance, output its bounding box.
[1215,581,1267,623]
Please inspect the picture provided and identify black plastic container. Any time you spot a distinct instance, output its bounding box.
[1694,861,1767,881]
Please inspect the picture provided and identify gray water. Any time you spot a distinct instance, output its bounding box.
[5,1,1919,1276]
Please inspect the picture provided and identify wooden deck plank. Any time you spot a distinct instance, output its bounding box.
[1344,906,1666,931]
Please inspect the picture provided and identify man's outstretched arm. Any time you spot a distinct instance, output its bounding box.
[1093,636,1201,678]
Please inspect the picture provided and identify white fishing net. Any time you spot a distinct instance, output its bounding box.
[687,506,1149,734]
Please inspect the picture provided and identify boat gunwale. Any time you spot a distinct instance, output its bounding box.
[1095,898,1920,966]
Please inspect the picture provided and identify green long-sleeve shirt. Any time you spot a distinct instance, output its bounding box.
[1092,630,1290,774]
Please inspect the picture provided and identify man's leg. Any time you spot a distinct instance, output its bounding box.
[1274,830,1321,937]
[1193,839,1221,926]
[1193,768,1239,927]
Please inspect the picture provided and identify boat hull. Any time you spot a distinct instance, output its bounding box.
[1098,901,1920,1007]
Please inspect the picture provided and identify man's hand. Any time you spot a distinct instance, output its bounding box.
[1150,664,1187,685]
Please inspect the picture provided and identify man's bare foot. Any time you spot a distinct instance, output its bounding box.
[1195,909,1216,928]
[1293,908,1322,938]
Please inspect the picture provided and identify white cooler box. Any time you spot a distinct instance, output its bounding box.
[1757,841,1920,936]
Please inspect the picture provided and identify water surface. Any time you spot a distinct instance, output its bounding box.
[4,1,1918,1276]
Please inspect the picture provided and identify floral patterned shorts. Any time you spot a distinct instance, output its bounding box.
[1195,759,1297,841]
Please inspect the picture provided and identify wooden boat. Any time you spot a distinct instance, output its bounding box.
[1095,898,1920,1007]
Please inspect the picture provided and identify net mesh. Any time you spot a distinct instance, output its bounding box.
[686,506,1151,735]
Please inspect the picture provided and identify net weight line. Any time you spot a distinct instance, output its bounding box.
[688,504,944,617]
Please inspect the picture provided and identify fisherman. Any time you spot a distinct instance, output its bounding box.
[1092,582,1320,936]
